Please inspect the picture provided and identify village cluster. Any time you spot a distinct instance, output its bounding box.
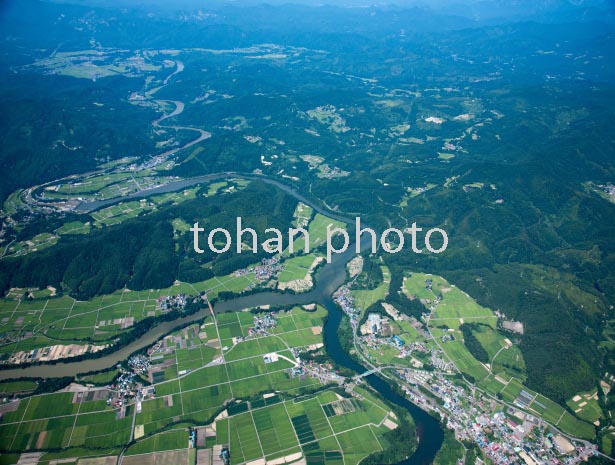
[597,183,615,202]
[333,280,599,464]
[398,369,599,465]
[246,312,277,337]
[105,368,144,414]
[333,285,359,323]
[298,357,343,384]
[157,293,189,311]
[232,257,283,283]
[127,354,150,374]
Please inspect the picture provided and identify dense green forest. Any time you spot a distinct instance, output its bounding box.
[0,182,296,299]
[350,254,383,290]
[0,73,160,202]
[460,323,490,364]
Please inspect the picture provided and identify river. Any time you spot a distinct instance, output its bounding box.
[7,175,444,464]
[321,296,444,465]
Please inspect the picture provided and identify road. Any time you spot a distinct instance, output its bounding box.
[128,397,138,443]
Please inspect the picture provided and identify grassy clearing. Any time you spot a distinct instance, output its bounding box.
[351,266,390,313]
[0,380,37,394]
[6,233,59,256]
[410,270,594,439]
[293,202,314,228]
[91,201,152,227]
[285,213,347,255]
[125,430,187,455]
[278,254,317,283]
[171,218,191,235]
[566,390,604,424]
[409,272,524,381]
[56,173,132,195]
[56,221,92,235]
[77,369,119,386]
[556,411,596,440]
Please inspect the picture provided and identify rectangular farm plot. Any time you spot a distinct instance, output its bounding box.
[500,378,525,403]
[478,374,509,396]
[125,429,188,456]
[335,425,383,462]
[43,296,76,310]
[226,357,269,381]
[181,383,231,418]
[277,327,322,348]
[64,312,99,329]
[216,314,245,342]
[440,339,489,381]
[326,400,381,434]
[229,412,264,464]
[258,336,290,354]
[175,345,219,372]
[270,314,298,333]
[71,417,133,448]
[138,395,183,426]
[23,392,79,420]
[1,404,133,452]
[251,404,298,457]
[122,449,191,465]
[223,338,261,361]
[230,372,275,398]
[287,398,334,442]
[179,364,229,391]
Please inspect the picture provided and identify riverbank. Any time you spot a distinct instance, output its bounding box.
[0,175,445,463]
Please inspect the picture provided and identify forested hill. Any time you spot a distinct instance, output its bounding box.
[0,181,296,300]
